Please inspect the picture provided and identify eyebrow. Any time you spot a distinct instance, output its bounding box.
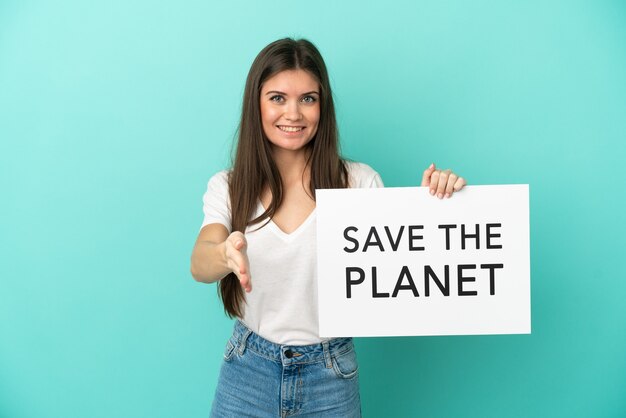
[265,90,320,96]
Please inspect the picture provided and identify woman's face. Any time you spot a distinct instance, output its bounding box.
[260,69,320,155]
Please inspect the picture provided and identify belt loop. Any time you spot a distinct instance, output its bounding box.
[238,328,252,355]
[322,340,332,369]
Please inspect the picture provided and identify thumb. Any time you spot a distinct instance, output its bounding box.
[228,232,246,251]
[421,163,436,187]
[234,238,246,251]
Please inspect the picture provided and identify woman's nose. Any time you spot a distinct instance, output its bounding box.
[284,101,302,121]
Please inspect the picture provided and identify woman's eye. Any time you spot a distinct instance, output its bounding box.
[302,95,317,103]
[270,95,284,103]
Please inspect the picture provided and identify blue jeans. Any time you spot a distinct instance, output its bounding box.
[210,320,361,417]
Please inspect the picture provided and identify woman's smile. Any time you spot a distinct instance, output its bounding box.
[277,125,305,133]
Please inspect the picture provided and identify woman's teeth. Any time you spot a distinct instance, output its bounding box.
[278,126,304,132]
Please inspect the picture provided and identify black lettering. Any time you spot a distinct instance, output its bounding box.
[346,267,365,298]
[372,266,390,298]
[424,265,450,296]
[461,224,480,250]
[457,264,478,296]
[343,226,359,253]
[392,266,419,297]
[384,225,405,251]
[486,223,503,249]
[480,263,504,295]
[363,227,385,252]
[408,225,425,251]
[438,224,457,250]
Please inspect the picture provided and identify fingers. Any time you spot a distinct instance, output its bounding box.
[421,163,436,187]
[429,169,440,195]
[453,176,467,192]
[444,172,458,198]
[435,169,451,199]
[238,272,252,293]
[232,253,251,292]
[225,232,252,292]
[426,167,466,199]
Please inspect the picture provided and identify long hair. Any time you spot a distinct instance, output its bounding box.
[219,38,348,318]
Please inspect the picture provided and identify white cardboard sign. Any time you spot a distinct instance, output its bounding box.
[316,185,530,337]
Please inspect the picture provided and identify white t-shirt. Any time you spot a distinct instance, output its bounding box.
[200,161,383,345]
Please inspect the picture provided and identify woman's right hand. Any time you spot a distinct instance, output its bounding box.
[191,224,252,288]
[223,231,252,292]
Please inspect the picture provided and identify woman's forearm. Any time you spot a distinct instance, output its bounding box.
[190,240,230,284]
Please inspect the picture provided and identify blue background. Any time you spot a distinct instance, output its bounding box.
[1,0,625,416]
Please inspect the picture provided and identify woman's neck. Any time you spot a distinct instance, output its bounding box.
[272,147,311,186]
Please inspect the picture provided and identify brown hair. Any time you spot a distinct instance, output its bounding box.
[219,38,348,318]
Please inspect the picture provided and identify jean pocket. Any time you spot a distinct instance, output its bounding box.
[223,340,236,362]
[331,348,359,379]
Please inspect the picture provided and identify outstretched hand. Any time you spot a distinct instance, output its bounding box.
[421,163,466,199]
[224,231,252,292]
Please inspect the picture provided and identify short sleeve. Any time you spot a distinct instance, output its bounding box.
[346,161,384,188]
[368,172,384,188]
[200,171,232,232]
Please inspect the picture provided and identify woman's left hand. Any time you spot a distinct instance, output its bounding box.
[421,163,466,199]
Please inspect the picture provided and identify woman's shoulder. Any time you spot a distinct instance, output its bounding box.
[344,160,384,188]
[200,169,232,231]
[203,169,232,202]
[206,169,230,189]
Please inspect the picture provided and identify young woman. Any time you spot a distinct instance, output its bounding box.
[190,38,466,417]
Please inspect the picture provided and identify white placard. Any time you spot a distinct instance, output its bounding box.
[316,185,530,337]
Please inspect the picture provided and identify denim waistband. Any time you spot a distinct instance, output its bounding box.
[229,320,354,367]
